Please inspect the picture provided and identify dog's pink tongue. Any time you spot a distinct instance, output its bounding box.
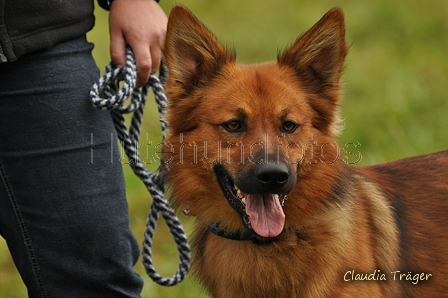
[245,194,285,238]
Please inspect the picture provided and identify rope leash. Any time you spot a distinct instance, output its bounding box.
[90,48,190,286]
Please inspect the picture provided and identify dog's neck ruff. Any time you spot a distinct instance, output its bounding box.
[208,224,277,245]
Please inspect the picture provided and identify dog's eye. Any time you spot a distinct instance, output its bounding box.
[281,121,299,133]
[222,120,245,132]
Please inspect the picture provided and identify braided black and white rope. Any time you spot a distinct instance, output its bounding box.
[90,48,190,286]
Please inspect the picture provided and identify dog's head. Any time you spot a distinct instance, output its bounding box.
[162,6,346,239]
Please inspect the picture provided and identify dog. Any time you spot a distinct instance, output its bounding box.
[161,5,448,298]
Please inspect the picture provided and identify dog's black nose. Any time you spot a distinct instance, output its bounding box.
[255,164,289,192]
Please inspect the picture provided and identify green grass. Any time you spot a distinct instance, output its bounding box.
[1,0,448,297]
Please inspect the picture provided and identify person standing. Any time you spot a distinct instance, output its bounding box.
[0,0,167,296]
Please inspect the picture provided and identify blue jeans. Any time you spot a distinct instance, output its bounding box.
[0,36,143,297]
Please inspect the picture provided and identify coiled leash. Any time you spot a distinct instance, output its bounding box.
[90,48,190,286]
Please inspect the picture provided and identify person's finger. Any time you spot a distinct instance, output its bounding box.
[109,27,127,68]
[132,42,152,87]
[150,45,162,73]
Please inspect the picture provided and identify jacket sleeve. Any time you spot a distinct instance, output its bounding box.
[98,0,160,11]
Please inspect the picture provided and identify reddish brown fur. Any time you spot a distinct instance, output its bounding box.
[162,5,448,298]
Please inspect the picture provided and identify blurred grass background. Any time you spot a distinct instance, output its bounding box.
[1,0,447,297]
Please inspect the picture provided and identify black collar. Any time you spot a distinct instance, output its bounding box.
[208,224,278,245]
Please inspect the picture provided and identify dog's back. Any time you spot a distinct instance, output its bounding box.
[361,150,448,297]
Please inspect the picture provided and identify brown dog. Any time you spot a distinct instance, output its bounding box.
[162,5,448,298]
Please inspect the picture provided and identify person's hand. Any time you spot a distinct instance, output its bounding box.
[109,0,168,87]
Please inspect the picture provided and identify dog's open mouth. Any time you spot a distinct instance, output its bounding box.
[214,165,287,238]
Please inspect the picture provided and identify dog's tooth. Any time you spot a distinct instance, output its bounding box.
[241,197,246,205]
[281,195,287,207]
[237,189,243,198]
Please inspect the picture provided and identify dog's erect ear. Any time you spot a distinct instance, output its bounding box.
[278,8,347,102]
[164,5,235,97]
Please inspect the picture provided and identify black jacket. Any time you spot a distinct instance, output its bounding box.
[0,0,114,63]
